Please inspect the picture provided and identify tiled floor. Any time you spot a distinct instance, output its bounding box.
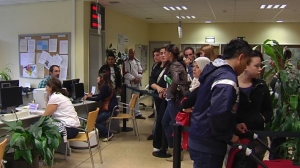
[50,109,193,168]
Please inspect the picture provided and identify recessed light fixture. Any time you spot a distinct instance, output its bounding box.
[176,16,196,19]
[175,6,182,10]
[163,6,188,11]
[163,7,170,11]
[260,4,287,9]
[280,4,287,8]
[276,20,283,22]
[260,5,266,9]
[205,20,212,23]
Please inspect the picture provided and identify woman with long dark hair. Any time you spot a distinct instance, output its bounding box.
[44,77,80,139]
[161,44,189,161]
[84,72,119,142]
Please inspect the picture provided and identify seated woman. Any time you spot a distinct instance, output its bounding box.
[43,77,80,139]
[84,72,119,142]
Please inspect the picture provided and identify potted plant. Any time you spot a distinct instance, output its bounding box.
[1,116,62,168]
[262,39,300,163]
[0,65,12,81]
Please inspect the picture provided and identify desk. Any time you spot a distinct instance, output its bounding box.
[0,100,98,156]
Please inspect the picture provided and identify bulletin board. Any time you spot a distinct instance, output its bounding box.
[18,32,71,79]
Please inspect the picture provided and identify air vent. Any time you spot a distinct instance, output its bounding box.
[109,1,120,4]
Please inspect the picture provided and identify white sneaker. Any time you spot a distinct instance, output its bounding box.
[102,134,114,142]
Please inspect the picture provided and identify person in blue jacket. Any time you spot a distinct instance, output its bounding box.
[189,39,252,168]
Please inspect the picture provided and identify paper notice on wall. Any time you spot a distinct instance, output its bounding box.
[27,39,36,53]
[20,53,35,66]
[37,40,49,50]
[123,36,129,45]
[49,54,63,66]
[59,40,68,54]
[20,39,28,52]
[59,55,68,80]
[37,64,45,78]
[38,51,51,65]
[49,39,57,52]
[23,64,37,78]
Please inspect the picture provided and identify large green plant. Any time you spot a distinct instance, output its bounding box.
[2,116,62,167]
[263,39,300,161]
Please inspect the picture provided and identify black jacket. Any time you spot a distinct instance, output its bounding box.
[99,64,122,90]
[236,79,273,131]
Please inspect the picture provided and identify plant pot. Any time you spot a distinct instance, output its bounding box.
[4,153,39,168]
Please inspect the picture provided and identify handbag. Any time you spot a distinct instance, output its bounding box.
[175,111,191,150]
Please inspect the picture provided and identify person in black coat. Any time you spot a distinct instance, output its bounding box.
[99,54,122,93]
[235,50,273,167]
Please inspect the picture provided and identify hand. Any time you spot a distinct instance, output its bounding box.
[134,78,140,84]
[156,86,165,93]
[236,123,248,133]
[182,108,193,113]
[231,135,240,144]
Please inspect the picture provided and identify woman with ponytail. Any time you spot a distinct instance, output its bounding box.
[44,77,80,139]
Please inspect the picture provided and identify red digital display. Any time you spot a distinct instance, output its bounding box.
[91,2,103,30]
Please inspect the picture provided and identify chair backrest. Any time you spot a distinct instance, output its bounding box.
[129,94,139,109]
[86,108,100,133]
[0,138,7,164]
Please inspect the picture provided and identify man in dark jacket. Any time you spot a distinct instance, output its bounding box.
[99,54,122,92]
[189,39,252,168]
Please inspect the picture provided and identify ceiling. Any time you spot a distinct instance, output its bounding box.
[0,0,299,23]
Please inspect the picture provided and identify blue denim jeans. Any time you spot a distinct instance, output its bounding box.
[189,148,225,168]
[161,100,181,148]
[95,111,114,138]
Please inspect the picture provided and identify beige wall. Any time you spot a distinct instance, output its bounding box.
[0,1,73,87]
[105,8,149,86]
[149,23,300,45]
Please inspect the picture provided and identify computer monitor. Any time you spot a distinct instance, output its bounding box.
[73,83,84,103]
[33,88,47,109]
[0,86,23,113]
[0,80,19,88]
[62,79,80,98]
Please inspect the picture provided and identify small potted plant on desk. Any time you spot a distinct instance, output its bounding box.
[0,65,12,81]
[1,116,62,168]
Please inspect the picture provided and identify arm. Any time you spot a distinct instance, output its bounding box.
[208,82,238,143]
[115,66,122,89]
[137,61,143,79]
[98,65,105,74]
[43,104,58,116]
[122,61,135,81]
[169,63,185,95]
[86,85,109,102]
[181,87,199,109]
[261,84,273,123]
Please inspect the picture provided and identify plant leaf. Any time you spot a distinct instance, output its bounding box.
[14,150,22,160]
[290,95,298,110]
[9,133,22,147]
[21,149,33,165]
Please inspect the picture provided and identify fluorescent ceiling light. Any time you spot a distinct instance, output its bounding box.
[260,5,266,9]
[163,7,169,11]
[181,16,186,19]
[176,6,182,10]
[205,20,212,23]
[182,6,188,10]
[273,5,280,9]
[176,16,180,19]
[276,20,283,22]
[170,7,176,10]
[280,4,287,8]
[267,5,273,9]
[186,16,191,19]
[191,16,196,19]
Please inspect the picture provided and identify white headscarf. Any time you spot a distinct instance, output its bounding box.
[189,57,210,92]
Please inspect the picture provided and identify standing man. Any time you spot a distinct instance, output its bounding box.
[98,53,122,93]
[184,47,195,80]
[38,65,60,88]
[123,48,146,119]
[188,39,252,168]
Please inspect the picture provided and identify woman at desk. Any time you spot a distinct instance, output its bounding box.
[84,72,118,142]
[44,77,80,139]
